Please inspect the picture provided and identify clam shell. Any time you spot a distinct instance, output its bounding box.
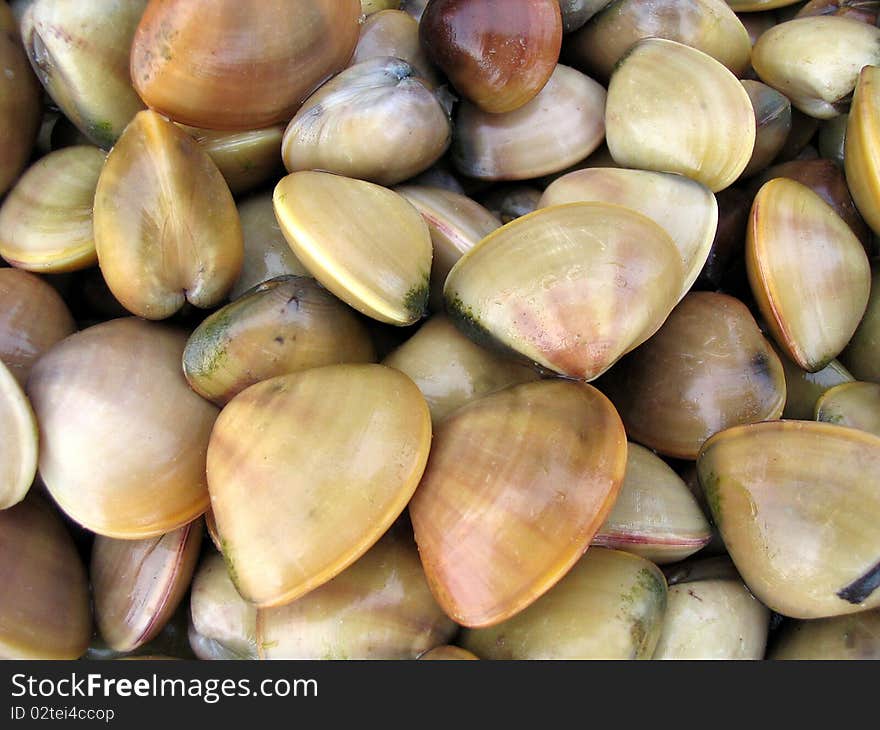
[395,185,501,311]
[797,0,880,24]
[566,0,751,81]
[600,291,786,459]
[382,314,538,423]
[477,185,542,224]
[698,420,880,618]
[410,380,627,627]
[740,80,792,178]
[229,192,311,301]
[0,146,104,272]
[419,646,479,660]
[207,364,431,607]
[27,318,219,539]
[592,443,712,564]
[420,0,562,114]
[350,10,439,85]
[778,348,854,419]
[0,359,37,510]
[92,520,202,653]
[605,39,755,192]
[845,65,880,237]
[814,381,880,436]
[257,529,457,659]
[130,0,361,130]
[840,264,880,382]
[729,0,811,9]
[94,110,243,320]
[539,168,718,300]
[746,177,870,371]
[21,0,147,147]
[273,171,432,326]
[819,113,848,168]
[281,57,451,186]
[458,548,667,659]
[0,496,91,659]
[444,202,683,381]
[751,16,880,119]
[189,552,258,661]
[769,611,880,659]
[0,268,75,386]
[652,579,769,659]
[452,64,606,181]
[184,276,376,406]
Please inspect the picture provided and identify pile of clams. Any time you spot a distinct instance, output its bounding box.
[2,0,880,661]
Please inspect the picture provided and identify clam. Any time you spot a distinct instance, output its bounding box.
[91,519,202,653]
[183,276,376,406]
[814,381,880,436]
[0,0,40,196]
[207,364,431,607]
[600,291,786,459]
[93,110,243,320]
[179,124,284,196]
[0,495,91,659]
[362,0,405,15]
[273,171,432,326]
[229,192,311,301]
[281,57,451,186]
[845,66,880,237]
[21,0,147,148]
[27,318,219,539]
[698,420,880,618]
[410,380,627,627]
[740,80,792,178]
[0,146,104,272]
[796,0,880,24]
[452,64,606,181]
[538,168,718,299]
[566,0,751,82]
[257,529,457,659]
[419,646,480,660]
[605,39,756,192]
[840,264,880,382]
[87,603,195,660]
[478,185,542,224]
[458,548,667,659]
[778,348,855,419]
[746,178,870,371]
[592,443,712,564]
[652,575,769,660]
[189,551,258,660]
[395,185,501,311]
[0,268,75,386]
[0,359,37,510]
[819,113,848,168]
[382,314,539,423]
[444,203,683,381]
[130,0,361,130]
[751,16,880,119]
[769,610,880,659]
[557,1,612,33]
[420,0,562,114]
[350,10,439,85]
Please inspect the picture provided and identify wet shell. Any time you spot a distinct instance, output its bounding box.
[840,264,880,382]
[845,65,880,237]
[21,0,147,147]
[740,80,792,179]
[0,496,91,659]
[420,0,562,114]
[93,110,243,319]
[444,203,683,381]
[538,168,718,299]
[382,314,539,423]
[452,64,606,181]
[0,359,37,510]
[273,171,432,326]
[698,420,880,618]
[605,39,756,192]
[600,291,786,459]
[778,348,854,419]
[458,548,667,659]
[257,530,457,659]
[0,268,75,386]
[592,443,712,564]
[0,146,104,272]
[27,318,219,539]
[281,57,451,186]
[410,380,627,627]
[183,276,376,406]
[130,0,361,130]
[746,178,870,371]
[751,16,880,119]
[350,10,439,85]
[207,364,431,608]
[769,611,880,659]
[814,381,880,436]
[92,520,202,653]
